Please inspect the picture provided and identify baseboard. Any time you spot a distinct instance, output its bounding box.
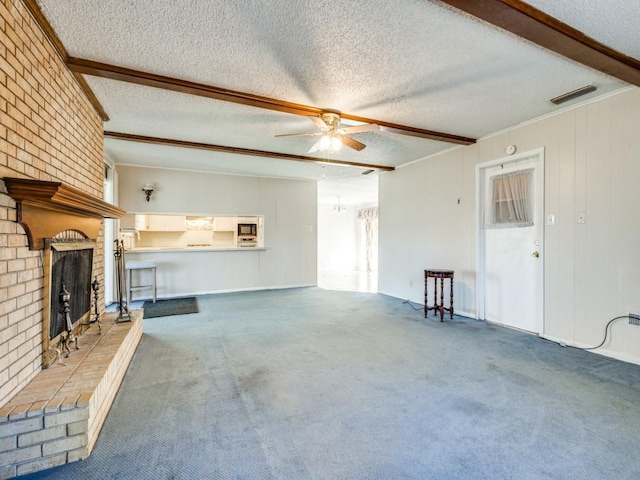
[540,333,640,367]
[150,284,318,299]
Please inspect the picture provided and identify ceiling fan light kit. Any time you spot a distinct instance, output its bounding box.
[317,133,342,153]
[277,110,379,154]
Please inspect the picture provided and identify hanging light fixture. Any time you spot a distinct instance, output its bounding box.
[333,196,347,213]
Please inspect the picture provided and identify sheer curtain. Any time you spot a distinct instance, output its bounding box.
[357,206,378,272]
[485,168,533,228]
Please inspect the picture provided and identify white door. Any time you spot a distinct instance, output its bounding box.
[478,150,544,334]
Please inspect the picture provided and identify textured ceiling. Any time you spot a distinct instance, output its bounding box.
[524,0,640,58]
[36,0,636,185]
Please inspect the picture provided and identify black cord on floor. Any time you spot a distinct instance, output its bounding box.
[567,315,630,350]
[401,300,628,349]
[403,299,423,311]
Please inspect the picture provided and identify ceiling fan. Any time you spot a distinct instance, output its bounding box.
[276,110,380,153]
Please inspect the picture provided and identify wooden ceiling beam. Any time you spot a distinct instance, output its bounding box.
[69,58,322,118]
[104,131,396,172]
[440,0,640,87]
[70,58,475,145]
[340,113,475,144]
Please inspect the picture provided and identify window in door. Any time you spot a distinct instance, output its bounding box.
[485,168,534,228]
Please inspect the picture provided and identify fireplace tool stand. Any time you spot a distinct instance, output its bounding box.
[114,239,131,323]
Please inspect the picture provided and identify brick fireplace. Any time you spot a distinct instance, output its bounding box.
[1,178,126,365]
[0,179,142,477]
[0,0,141,476]
[1,0,109,410]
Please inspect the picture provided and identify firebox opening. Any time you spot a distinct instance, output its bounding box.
[43,234,97,368]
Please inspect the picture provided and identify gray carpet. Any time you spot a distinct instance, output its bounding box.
[142,296,198,319]
[22,288,640,479]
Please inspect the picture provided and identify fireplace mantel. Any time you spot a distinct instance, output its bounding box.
[3,177,126,249]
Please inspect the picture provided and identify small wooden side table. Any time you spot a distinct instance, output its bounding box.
[424,269,454,321]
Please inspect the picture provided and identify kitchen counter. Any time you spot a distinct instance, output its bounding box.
[128,246,267,252]
[123,246,288,300]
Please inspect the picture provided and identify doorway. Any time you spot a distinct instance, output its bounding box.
[476,148,544,334]
[103,162,116,305]
[317,175,378,293]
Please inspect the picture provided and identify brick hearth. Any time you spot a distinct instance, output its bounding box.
[0,310,142,478]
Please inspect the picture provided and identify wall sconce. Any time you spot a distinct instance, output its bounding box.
[142,183,154,202]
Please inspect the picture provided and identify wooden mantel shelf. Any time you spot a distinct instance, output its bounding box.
[3,177,126,250]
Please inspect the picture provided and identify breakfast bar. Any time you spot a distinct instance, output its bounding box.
[124,246,269,301]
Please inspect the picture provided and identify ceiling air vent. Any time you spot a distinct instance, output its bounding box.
[550,85,597,105]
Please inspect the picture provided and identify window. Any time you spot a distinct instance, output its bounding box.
[485,169,533,228]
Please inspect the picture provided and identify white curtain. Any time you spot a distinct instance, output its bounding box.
[357,207,378,272]
[485,169,533,228]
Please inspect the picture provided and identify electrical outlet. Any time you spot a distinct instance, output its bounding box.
[629,313,640,326]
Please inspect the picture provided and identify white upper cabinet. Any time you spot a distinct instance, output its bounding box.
[136,214,186,231]
[134,214,148,231]
[212,216,236,232]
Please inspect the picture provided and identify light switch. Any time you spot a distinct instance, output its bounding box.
[547,214,556,226]
[577,212,586,224]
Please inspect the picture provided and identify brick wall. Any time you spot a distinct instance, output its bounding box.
[0,0,105,408]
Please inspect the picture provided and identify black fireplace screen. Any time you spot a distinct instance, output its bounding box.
[49,247,94,340]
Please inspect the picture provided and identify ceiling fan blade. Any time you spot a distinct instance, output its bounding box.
[308,139,322,153]
[309,115,329,130]
[340,123,380,134]
[341,136,366,151]
[275,132,321,138]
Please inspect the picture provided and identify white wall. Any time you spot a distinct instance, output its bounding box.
[317,204,358,272]
[379,87,640,364]
[117,166,317,295]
